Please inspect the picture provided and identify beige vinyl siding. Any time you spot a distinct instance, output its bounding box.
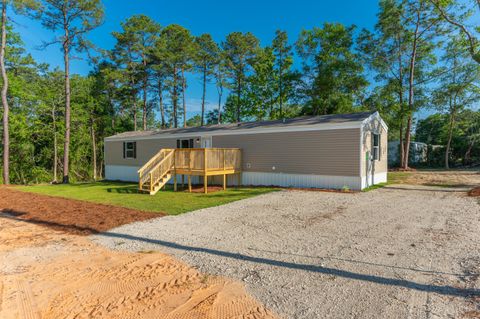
[361,125,388,175]
[213,129,361,176]
[105,138,179,167]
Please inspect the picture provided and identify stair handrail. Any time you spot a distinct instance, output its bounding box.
[149,149,175,187]
[138,148,171,175]
[138,148,173,189]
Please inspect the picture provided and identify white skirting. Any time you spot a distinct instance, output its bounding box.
[105,165,386,190]
[361,172,387,189]
[105,165,140,182]
[240,171,363,190]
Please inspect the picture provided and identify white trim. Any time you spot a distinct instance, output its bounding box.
[361,172,387,189]
[359,123,364,181]
[362,111,388,132]
[105,122,363,142]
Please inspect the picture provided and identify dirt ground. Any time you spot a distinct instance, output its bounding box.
[0,188,277,319]
[398,170,480,188]
[0,186,162,235]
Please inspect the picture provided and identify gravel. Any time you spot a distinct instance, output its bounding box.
[93,185,480,318]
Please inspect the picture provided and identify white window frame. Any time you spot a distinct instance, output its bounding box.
[124,141,136,159]
[372,133,380,161]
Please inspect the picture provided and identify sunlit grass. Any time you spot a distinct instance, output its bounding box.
[18,181,277,215]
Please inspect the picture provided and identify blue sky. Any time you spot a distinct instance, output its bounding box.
[12,0,380,118]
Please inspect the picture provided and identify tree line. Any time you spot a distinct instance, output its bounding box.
[1,0,479,185]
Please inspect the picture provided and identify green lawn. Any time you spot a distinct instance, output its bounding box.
[387,171,412,184]
[17,182,276,215]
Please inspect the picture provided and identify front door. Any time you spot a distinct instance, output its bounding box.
[201,136,212,148]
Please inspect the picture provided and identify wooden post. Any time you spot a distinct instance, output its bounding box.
[188,148,192,171]
[188,175,192,193]
[223,174,226,191]
[204,148,208,194]
[173,150,177,191]
[149,172,153,193]
[238,149,242,188]
[138,172,142,192]
[223,149,226,171]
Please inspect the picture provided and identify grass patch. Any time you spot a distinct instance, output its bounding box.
[17,181,276,215]
[363,172,412,192]
[362,183,388,192]
[387,171,412,184]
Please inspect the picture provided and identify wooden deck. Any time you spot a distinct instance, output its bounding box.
[138,148,242,194]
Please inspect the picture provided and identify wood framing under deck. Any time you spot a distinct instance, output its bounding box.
[138,148,242,194]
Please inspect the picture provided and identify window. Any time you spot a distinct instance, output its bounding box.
[372,133,380,161]
[123,141,136,159]
[176,139,194,148]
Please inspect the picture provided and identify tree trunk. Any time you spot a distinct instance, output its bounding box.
[217,81,223,124]
[62,13,71,184]
[158,78,165,128]
[278,50,283,119]
[397,38,405,167]
[52,104,57,183]
[403,18,420,170]
[182,67,187,127]
[91,117,97,180]
[133,99,137,131]
[142,85,147,130]
[445,110,455,169]
[201,64,206,126]
[142,54,147,131]
[464,140,474,165]
[445,55,459,170]
[236,77,241,123]
[172,66,178,128]
[399,121,404,167]
[0,1,9,185]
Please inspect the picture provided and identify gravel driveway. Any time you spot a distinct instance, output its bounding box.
[93,185,480,318]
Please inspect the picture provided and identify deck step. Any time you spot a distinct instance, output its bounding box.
[140,173,173,195]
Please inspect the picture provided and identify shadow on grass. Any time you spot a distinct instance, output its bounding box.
[106,185,139,194]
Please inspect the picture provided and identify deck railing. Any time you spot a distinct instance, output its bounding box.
[138,148,242,194]
[174,148,241,173]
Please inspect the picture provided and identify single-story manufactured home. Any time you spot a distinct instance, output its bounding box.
[104,111,388,192]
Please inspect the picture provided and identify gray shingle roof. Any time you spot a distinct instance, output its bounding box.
[107,111,376,139]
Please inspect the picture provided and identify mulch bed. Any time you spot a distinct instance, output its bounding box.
[468,187,480,197]
[0,187,163,235]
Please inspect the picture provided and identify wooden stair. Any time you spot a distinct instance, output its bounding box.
[138,149,175,195]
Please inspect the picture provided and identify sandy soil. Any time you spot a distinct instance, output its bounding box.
[0,189,277,319]
[95,184,480,318]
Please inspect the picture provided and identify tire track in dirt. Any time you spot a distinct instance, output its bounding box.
[15,280,40,319]
[1,212,277,319]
